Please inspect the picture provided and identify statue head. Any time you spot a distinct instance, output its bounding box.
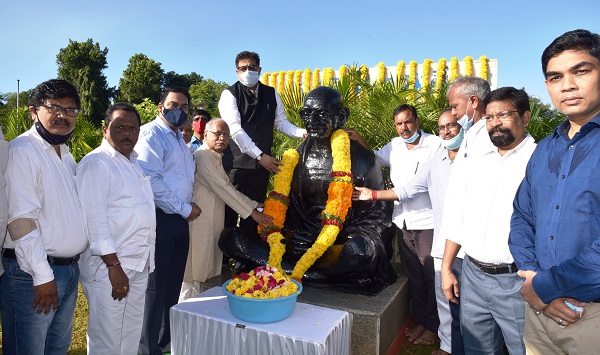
[300,86,350,138]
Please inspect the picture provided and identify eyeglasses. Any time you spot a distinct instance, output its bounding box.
[437,122,460,132]
[207,131,230,138]
[40,104,79,117]
[237,65,259,72]
[483,110,518,124]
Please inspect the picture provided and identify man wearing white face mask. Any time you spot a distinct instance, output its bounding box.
[218,51,306,233]
[355,104,443,345]
[351,108,464,354]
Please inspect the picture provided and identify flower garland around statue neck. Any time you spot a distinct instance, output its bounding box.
[258,129,353,282]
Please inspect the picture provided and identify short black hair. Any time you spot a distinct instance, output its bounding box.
[483,87,530,116]
[28,79,81,109]
[160,86,191,104]
[192,109,212,121]
[542,29,600,76]
[392,104,418,121]
[105,102,141,126]
[235,51,260,68]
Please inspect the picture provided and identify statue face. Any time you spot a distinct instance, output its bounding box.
[300,97,343,139]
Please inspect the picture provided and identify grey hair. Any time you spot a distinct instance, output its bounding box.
[446,76,491,101]
[205,118,228,132]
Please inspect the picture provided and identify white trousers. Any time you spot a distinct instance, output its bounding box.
[179,281,202,302]
[81,267,149,355]
[434,257,452,353]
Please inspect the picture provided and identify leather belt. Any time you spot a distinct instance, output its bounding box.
[2,248,80,266]
[468,255,518,275]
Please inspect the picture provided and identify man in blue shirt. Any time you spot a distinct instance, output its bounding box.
[136,87,201,355]
[509,29,600,354]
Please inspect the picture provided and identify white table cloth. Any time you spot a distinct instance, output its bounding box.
[170,286,352,355]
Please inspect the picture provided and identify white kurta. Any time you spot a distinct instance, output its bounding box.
[184,144,258,284]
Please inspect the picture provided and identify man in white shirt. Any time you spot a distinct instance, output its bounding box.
[441,87,536,354]
[1,79,87,354]
[218,51,306,233]
[77,103,156,355]
[0,128,8,278]
[373,104,443,345]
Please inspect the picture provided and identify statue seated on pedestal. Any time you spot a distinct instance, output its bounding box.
[219,86,397,294]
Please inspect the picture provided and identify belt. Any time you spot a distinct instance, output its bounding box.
[2,248,80,266]
[468,255,518,275]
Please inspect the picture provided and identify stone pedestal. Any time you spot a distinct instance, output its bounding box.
[199,264,409,354]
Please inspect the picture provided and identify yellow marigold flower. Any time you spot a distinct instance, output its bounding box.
[339,65,347,79]
[421,59,433,93]
[303,68,312,92]
[286,70,294,89]
[278,70,286,93]
[312,68,321,89]
[450,57,459,82]
[323,68,334,86]
[396,61,406,83]
[464,56,474,77]
[479,55,489,81]
[376,62,386,83]
[294,69,303,89]
[270,72,278,88]
[262,73,270,85]
[359,64,368,81]
[408,60,418,90]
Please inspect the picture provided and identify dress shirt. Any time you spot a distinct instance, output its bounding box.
[76,139,156,282]
[0,128,9,276]
[375,132,442,230]
[218,83,306,159]
[510,115,600,303]
[444,134,536,264]
[135,116,195,218]
[189,135,202,152]
[393,148,463,259]
[4,126,87,286]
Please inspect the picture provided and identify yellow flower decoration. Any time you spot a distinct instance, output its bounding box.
[269,72,278,88]
[303,68,312,92]
[408,60,418,90]
[421,58,433,93]
[396,61,406,84]
[479,55,489,81]
[464,56,473,77]
[286,70,294,89]
[376,62,386,83]
[435,58,447,97]
[294,69,303,89]
[261,73,270,86]
[323,68,334,86]
[359,64,369,81]
[312,68,321,89]
[339,65,347,79]
[278,70,286,93]
[260,130,353,282]
[450,57,459,82]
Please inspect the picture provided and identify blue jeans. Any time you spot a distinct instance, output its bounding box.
[460,256,525,355]
[1,256,79,355]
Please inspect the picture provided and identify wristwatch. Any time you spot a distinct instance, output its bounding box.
[257,153,263,161]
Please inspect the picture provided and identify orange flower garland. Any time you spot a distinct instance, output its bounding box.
[259,129,353,281]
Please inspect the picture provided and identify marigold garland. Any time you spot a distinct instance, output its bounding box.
[261,73,270,86]
[408,60,418,90]
[450,57,459,81]
[421,59,433,93]
[396,61,406,84]
[294,69,303,89]
[259,129,353,281]
[376,62,386,83]
[302,68,312,92]
[269,72,278,88]
[435,58,447,95]
[278,70,286,93]
[339,65,347,79]
[286,70,294,89]
[323,68,334,86]
[312,68,321,89]
[479,55,489,81]
[464,56,474,76]
[359,64,369,81]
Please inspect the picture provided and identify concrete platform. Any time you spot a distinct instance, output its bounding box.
[200,264,409,354]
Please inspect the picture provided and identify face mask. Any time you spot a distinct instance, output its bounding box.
[162,107,188,127]
[400,130,420,144]
[441,128,465,150]
[35,120,73,145]
[239,70,260,87]
[457,102,474,130]
[192,119,206,134]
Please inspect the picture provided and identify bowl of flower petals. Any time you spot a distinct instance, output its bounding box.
[222,265,302,323]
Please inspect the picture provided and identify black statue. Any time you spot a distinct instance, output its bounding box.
[219,86,397,294]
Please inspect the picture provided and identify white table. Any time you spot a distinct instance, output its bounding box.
[170,286,352,355]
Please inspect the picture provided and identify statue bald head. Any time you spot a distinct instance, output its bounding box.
[300,87,349,138]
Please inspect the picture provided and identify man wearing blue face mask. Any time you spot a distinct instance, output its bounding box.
[352,108,464,354]
[135,87,200,355]
[360,104,443,345]
[218,51,306,234]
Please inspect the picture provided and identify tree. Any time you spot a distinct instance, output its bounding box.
[189,79,229,117]
[118,54,164,104]
[163,71,203,90]
[56,38,114,126]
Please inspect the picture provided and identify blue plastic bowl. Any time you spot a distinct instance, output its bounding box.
[222,279,302,323]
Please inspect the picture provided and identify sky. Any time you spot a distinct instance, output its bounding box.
[1,0,599,106]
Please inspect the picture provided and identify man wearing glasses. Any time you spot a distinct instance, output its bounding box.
[441,87,536,354]
[218,51,306,233]
[136,87,200,355]
[1,79,87,354]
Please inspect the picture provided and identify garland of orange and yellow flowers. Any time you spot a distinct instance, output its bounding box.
[258,129,353,281]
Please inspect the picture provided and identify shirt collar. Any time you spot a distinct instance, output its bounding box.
[199,142,224,157]
[28,125,70,155]
[154,115,180,138]
[100,138,138,161]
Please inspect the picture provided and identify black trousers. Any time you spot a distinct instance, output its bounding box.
[223,167,270,233]
[397,224,439,333]
[139,209,189,355]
